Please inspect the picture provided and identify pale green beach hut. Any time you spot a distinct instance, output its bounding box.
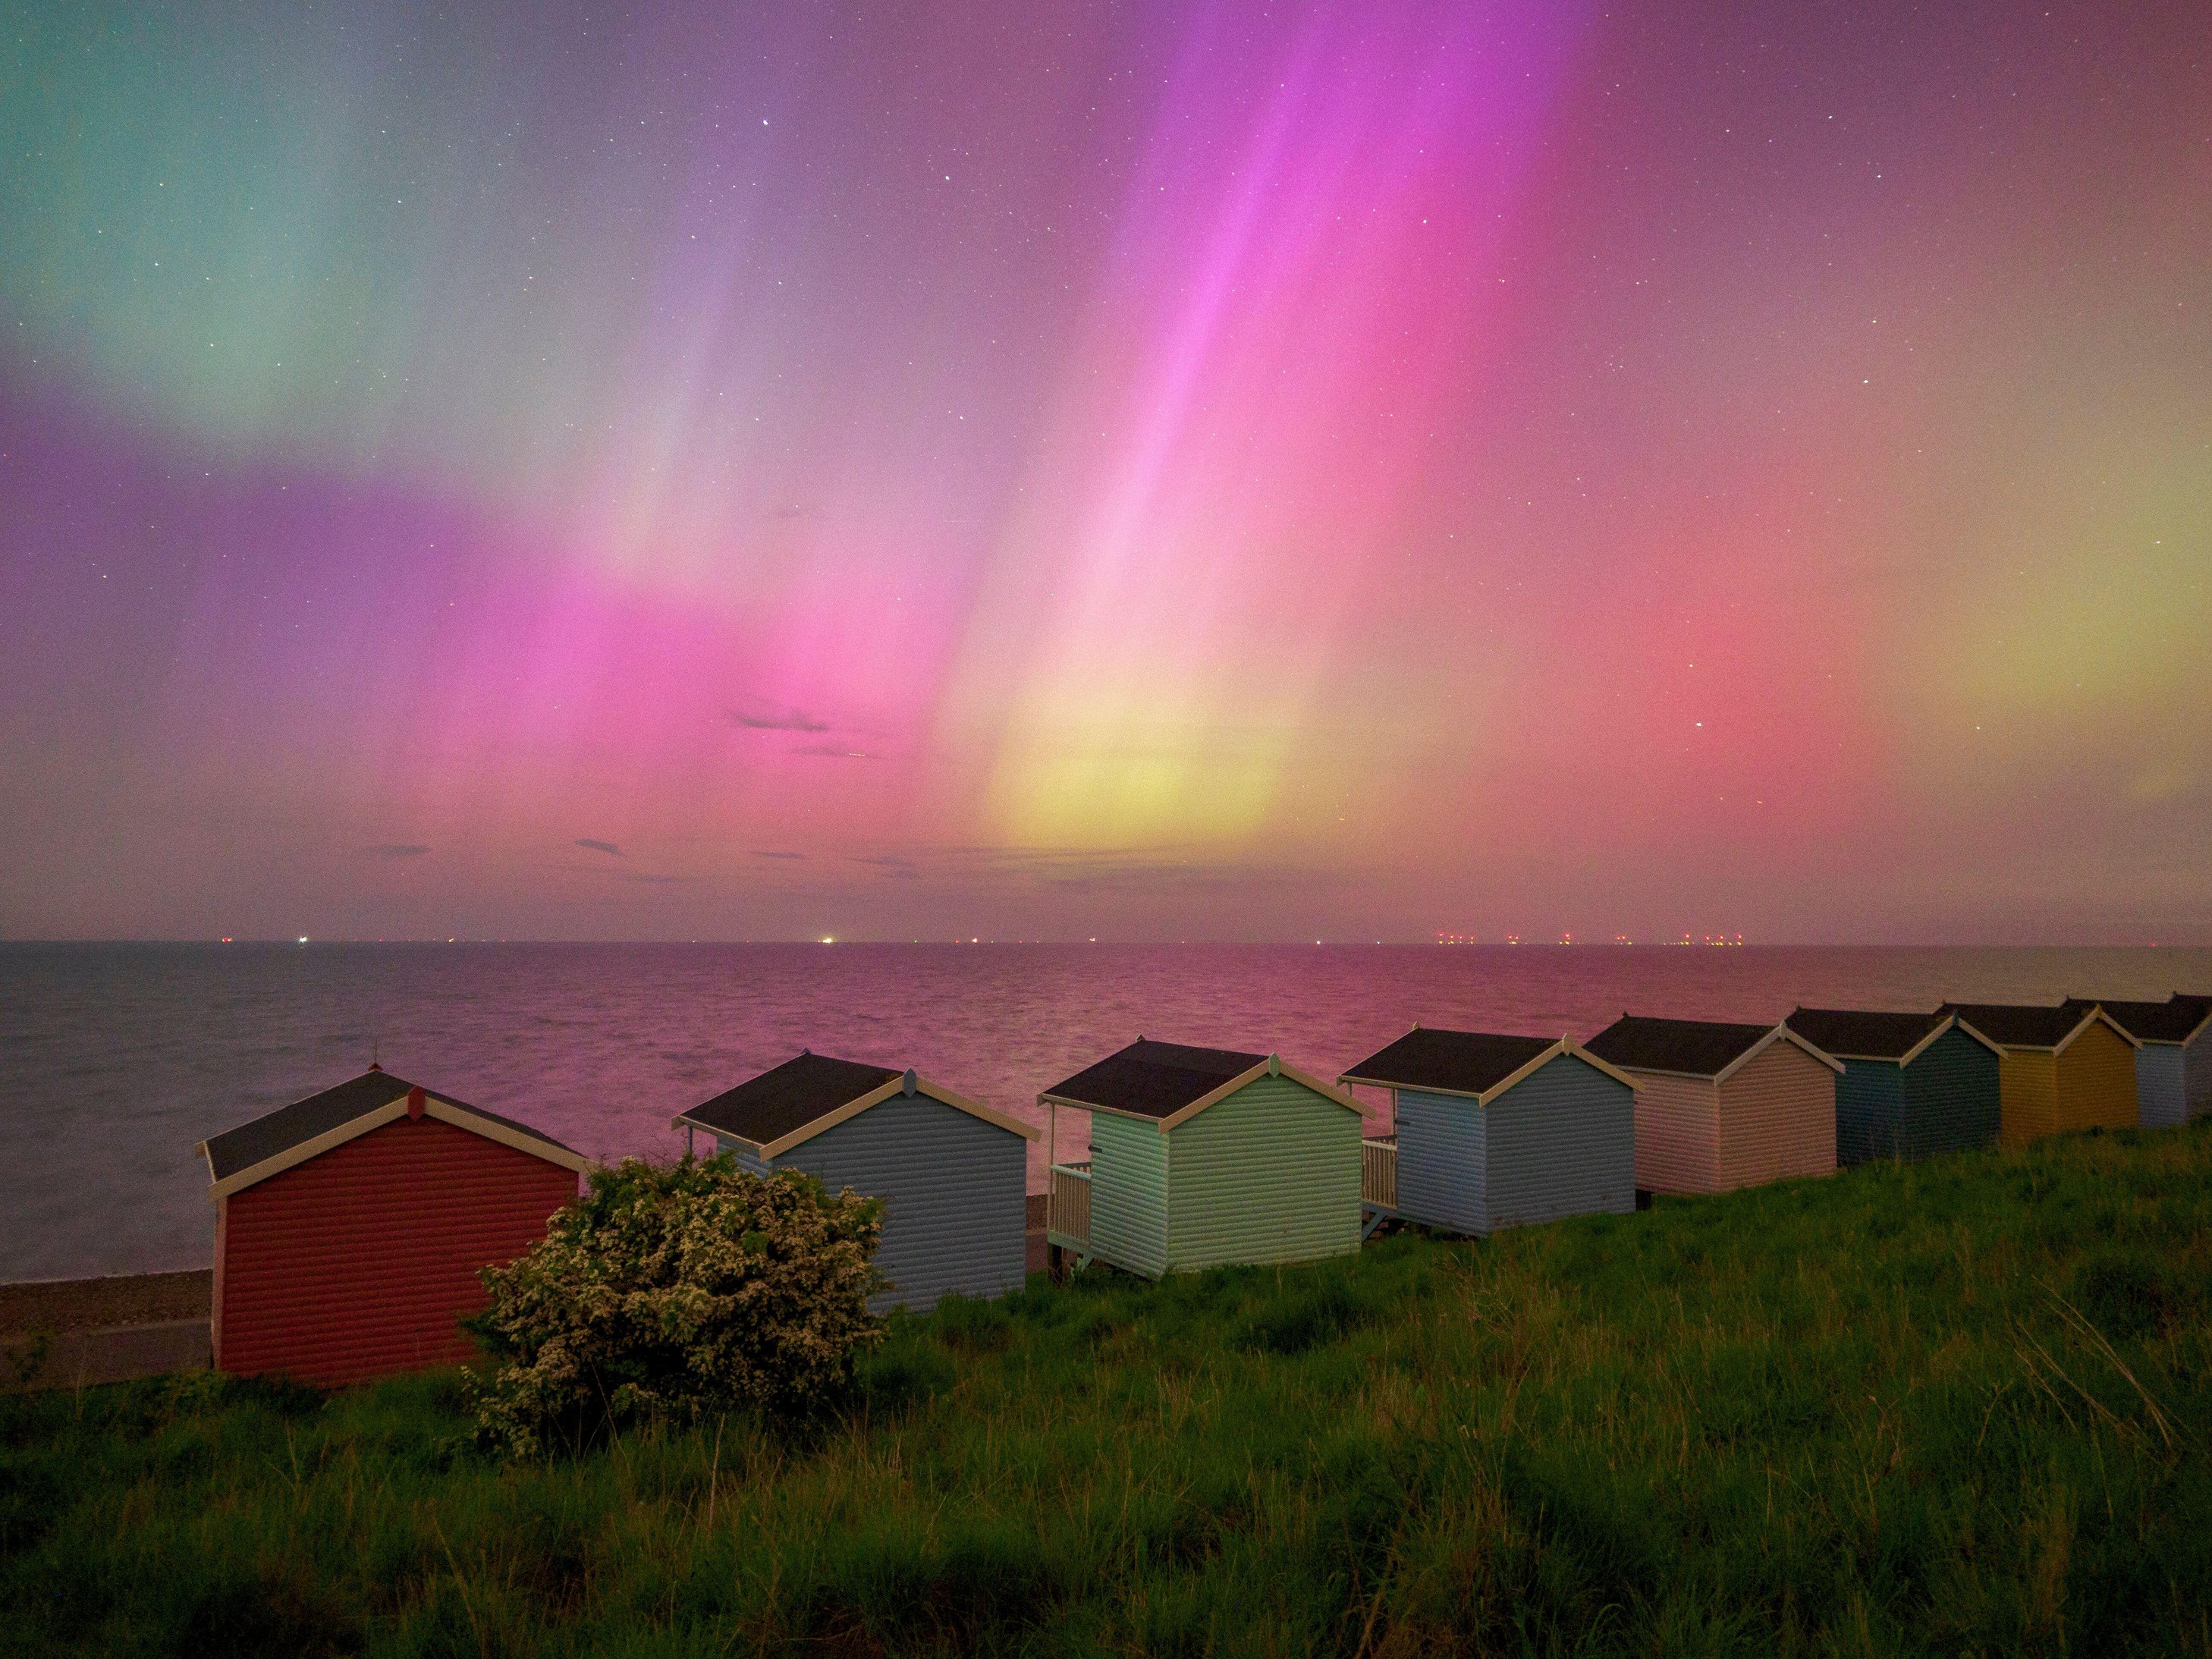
[1040,1038,1364,1279]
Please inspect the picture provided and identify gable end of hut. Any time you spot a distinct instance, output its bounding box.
[1898,1023,2003,1158]
[763,1092,1029,1313]
[1164,1076,1361,1272]
[1714,1040,1837,1191]
[216,1114,579,1388]
[1481,1054,1636,1231]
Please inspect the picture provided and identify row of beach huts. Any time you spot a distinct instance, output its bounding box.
[196,992,2210,1387]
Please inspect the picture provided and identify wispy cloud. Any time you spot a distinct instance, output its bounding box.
[794,743,881,760]
[925,846,1351,896]
[575,838,623,856]
[725,700,830,733]
[366,844,431,859]
[752,850,807,861]
[769,503,822,520]
[1031,861,1318,896]
[624,872,691,885]
[851,853,921,880]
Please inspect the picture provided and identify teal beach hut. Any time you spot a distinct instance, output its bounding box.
[1039,1038,1363,1279]
[2063,995,2212,1128]
[672,1051,1039,1313]
[1337,1027,1638,1237]
[1784,1008,2003,1164]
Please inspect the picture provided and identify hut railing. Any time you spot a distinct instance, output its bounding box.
[1362,1136,1397,1212]
[1049,1161,1092,1246]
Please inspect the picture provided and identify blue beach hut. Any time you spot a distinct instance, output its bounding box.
[672,1051,1039,1313]
[2063,995,2212,1129]
[1337,1027,1638,1237]
[1784,1008,2003,1164]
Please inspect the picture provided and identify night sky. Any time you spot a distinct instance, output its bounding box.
[1,2,2205,943]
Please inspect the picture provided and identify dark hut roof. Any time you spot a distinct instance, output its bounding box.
[1583,1015,1777,1078]
[1940,1002,2094,1050]
[1340,1029,1557,1096]
[680,1052,903,1146]
[1786,1007,1948,1062]
[2061,994,2212,1045]
[203,1068,577,1183]
[1040,1038,1267,1119]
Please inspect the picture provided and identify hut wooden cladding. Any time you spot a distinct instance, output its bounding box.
[1583,1016,1843,1196]
[1339,1028,1639,1237]
[200,1069,589,1389]
[672,1051,1039,1314]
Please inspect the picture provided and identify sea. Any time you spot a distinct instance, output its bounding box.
[4,941,2208,1282]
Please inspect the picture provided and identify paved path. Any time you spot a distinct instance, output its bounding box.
[1,1269,211,1391]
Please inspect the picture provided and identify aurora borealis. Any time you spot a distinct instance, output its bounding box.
[1,2,2206,943]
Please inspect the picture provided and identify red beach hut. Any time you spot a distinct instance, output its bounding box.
[198,1067,590,1387]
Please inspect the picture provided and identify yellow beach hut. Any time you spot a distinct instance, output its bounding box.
[1940,1003,2138,1145]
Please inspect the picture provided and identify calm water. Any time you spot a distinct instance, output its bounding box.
[4,942,2207,1280]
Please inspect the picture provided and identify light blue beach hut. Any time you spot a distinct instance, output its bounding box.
[2064,995,2212,1128]
[673,1051,1039,1313]
[1337,1027,1638,1236]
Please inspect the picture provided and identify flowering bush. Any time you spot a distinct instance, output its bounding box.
[466,1154,884,1456]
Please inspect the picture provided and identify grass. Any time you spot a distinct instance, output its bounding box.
[6,1125,2212,1657]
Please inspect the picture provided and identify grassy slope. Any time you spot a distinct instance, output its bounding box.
[5,1126,2212,1657]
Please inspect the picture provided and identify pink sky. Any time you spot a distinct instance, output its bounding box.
[1,0,2207,942]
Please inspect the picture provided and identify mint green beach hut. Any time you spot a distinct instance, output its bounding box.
[1040,1038,1365,1279]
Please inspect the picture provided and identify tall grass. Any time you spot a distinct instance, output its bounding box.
[5,1123,2211,1655]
